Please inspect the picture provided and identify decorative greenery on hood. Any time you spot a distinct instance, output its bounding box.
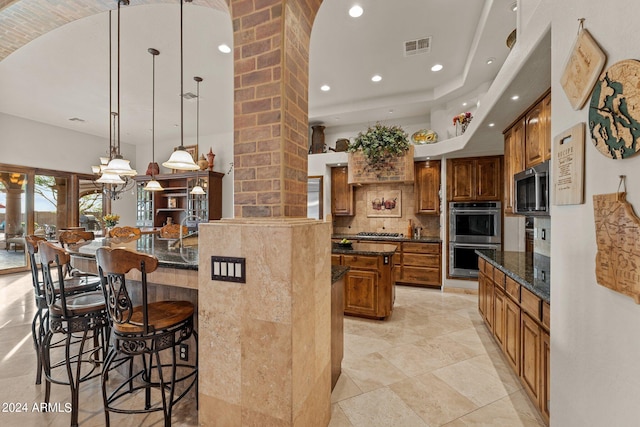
[348,122,410,167]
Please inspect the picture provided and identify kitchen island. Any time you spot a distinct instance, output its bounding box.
[332,242,397,319]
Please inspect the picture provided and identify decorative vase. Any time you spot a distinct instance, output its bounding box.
[310,125,325,154]
[197,154,208,171]
[207,147,215,171]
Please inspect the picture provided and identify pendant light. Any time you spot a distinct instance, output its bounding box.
[190,76,205,195]
[103,0,137,177]
[144,47,164,192]
[162,0,199,171]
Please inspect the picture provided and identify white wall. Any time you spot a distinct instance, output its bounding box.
[550,0,640,425]
[1,112,138,224]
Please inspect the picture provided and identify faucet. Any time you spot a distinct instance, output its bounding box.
[179,214,201,248]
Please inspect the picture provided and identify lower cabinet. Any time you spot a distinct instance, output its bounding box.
[521,311,542,404]
[344,269,379,317]
[333,252,395,319]
[398,242,442,287]
[478,261,549,425]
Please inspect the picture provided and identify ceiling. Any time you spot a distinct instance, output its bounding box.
[0,0,531,149]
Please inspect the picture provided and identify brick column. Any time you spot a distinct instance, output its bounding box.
[230,0,322,218]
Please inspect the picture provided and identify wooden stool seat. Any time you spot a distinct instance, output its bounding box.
[114,301,195,334]
[49,291,106,317]
[109,226,141,238]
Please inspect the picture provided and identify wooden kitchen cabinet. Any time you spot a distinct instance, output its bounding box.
[479,258,549,424]
[503,119,525,215]
[339,253,395,319]
[525,91,551,169]
[447,156,502,201]
[521,311,542,406]
[331,166,354,216]
[135,170,224,228]
[414,160,441,214]
[397,242,441,287]
[504,295,521,373]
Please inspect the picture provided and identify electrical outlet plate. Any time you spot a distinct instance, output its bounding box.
[211,256,246,283]
[179,344,188,361]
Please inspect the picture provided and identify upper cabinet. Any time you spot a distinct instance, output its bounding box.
[504,90,551,214]
[503,119,525,215]
[414,160,441,214]
[135,170,224,228]
[331,166,354,216]
[447,156,502,202]
[524,91,552,170]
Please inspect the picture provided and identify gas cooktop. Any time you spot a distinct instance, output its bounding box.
[356,232,400,237]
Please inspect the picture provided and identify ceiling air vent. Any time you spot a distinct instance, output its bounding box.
[404,36,431,56]
[182,92,198,100]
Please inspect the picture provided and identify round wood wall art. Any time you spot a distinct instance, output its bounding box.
[589,59,640,159]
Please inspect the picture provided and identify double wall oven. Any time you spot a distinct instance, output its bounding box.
[449,201,501,278]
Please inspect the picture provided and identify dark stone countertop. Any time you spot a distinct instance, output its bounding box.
[333,234,441,243]
[476,250,550,303]
[331,265,350,283]
[332,242,398,256]
[67,235,199,271]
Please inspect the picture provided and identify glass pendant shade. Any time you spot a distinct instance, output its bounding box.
[162,149,199,170]
[144,179,164,192]
[96,171,126,184]
[91,165,102,174]
[103,156,137,176]
[190,184,205,195]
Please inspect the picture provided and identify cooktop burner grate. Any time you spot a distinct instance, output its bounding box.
[356,232,400,237]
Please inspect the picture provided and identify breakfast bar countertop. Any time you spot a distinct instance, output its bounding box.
[333,234,441,243]
[66,234,199,271]
[476,249,550,303]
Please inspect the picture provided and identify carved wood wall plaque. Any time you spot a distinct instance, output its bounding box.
[593,192,640,303]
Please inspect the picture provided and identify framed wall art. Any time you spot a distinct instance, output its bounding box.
[366,190,402,218]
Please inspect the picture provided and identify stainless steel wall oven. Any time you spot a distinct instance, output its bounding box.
[449,201,502,278]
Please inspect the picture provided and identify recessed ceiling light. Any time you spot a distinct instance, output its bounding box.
[511,95,520,101]
[427,157,431,160]
[337,163,342,166]
[388,109,394,114]
[486,57,495,65]
[371,74,382,82]
[510,2,518,12]
[218,44,231,54]
[488,123,495,127]
[462,102,468,107]
[431,64,443,72]
[349,5,363,18]
[320,84,331,91]
[68,117,85,122]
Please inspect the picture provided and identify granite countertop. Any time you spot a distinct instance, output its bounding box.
[67,235,199,271]
[331,265,350,283]
[476,250,550,303]
[332,234,441,243]
[331,242,398,256]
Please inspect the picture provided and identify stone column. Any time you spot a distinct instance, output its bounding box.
[198,218,331,426]
[230,0,322,218]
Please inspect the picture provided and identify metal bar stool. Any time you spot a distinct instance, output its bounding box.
[96,247,198,427]
[38,240,110,427]
[25,235,103,386]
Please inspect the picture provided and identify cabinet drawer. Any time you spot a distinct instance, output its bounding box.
[542,301,550,330]
[505,277,520,301]
[403,242,440,254]
[343,255,379,270]
[484,262,495,278]
[403,253,439,268]
[331,255,342,266]
[521,287,542,320]
[493,268,506,289]
[401,266,441,285]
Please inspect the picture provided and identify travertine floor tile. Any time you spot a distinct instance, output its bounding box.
[338,387,427,427]
[328,403,354,427]
[431,356,521,407]
[331,372,363,403]
[390,374,478,426]
[342,353,408,392]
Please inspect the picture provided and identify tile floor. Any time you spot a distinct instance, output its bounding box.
[0,271,544,426]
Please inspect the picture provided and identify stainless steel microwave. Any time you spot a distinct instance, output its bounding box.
[514,161,549,216]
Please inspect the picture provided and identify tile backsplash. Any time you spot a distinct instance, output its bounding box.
[332,182,441,237]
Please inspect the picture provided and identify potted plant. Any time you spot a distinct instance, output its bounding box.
[348,122,410,169]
